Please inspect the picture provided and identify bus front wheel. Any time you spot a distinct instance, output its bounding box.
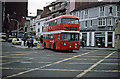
[68,49,73,53]
[53,44,56,51]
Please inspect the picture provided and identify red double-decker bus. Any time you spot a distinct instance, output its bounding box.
[42,15,80,52]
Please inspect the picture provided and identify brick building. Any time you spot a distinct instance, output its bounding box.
[2,2,28,37]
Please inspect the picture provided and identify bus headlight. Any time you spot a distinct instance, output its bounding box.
[75,46,77,48]
[64,43,66,45]
[75,43,77,45]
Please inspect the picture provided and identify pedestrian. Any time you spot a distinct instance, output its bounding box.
[40,35,43,43]
[23,37,26,46]
[27,37,30,48]
[30,37,34,48]
[82,41,84,48]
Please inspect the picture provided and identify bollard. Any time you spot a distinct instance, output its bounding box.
[21,41,24,46]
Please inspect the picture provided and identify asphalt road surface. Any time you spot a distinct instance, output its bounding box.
[1,42,120,79]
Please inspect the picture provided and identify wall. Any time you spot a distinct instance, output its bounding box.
[0,1,2,33]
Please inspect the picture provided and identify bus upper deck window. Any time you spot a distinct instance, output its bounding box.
[71,19,79,24]
[62,18,70,24]
[64,27,69,31]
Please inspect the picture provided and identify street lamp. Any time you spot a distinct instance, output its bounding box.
[11,19,19,38]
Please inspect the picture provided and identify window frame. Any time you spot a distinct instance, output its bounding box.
[98,18,106,26]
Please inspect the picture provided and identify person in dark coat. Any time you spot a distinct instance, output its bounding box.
[27,37,30,48]
[40,35,43,43]
[30,37,34,48]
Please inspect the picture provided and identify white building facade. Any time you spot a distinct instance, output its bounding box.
[71,2,120,47]
[35,16,51,38]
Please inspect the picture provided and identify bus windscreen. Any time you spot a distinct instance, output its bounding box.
[61,33,79,41]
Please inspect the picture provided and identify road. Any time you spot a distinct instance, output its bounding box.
[1,42,120,79]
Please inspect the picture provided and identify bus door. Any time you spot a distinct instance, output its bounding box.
[55,33,61,50]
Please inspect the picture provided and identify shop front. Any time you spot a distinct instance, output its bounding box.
[95,32,105,47]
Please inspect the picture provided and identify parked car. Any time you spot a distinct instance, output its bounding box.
[12,38,22,45]
[0,33,6,42]
[8,38,13,42]
[25,39,38,46]
[33,39,38,46]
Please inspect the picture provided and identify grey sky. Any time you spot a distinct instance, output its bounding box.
[28,0,55,16]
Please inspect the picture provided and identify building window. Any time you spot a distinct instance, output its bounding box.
[98,18,106,26]
[59,3,61,9]
[79,11,81,18]
[100,6,105,16]
[38,28,40,32]
[85,9,88,15]
[109,7,113,14]
[76,11,79,17]
[53,6,55,10]
[91,20,92,26]
[81,11,84,19]
[64,2,67,7]
[100,6,104,12]
[108,18,112,26]
[84,9,88,19]
[85,21,87,27]
[117,6,120,16]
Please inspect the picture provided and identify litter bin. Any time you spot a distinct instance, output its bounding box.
[37,42,40,48]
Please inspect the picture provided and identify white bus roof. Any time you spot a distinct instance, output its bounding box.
[42,30,80,35]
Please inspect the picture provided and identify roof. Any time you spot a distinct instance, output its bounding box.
[46,1,62,7]
[45,15,79,23]
[71,2,120,13]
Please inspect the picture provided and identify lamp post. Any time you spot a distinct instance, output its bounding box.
[11,19,19,38]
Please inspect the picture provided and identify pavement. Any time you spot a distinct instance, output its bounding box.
[9,42,118,51]
[81,47,118,51]
[10,43,44,49]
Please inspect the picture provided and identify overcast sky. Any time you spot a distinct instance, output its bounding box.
[28,0,55,16]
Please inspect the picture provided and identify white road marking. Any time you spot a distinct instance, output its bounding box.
[66,62,118,65]
[75,51,116,79]
[1,67,119,72]
[73,58,99,60]
[39,69,120,72]
[3,51,97,79]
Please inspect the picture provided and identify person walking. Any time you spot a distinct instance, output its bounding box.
[27,37,30,48]
[40,35,43,43]
[30,37,34,48]
[23,37,26,46]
